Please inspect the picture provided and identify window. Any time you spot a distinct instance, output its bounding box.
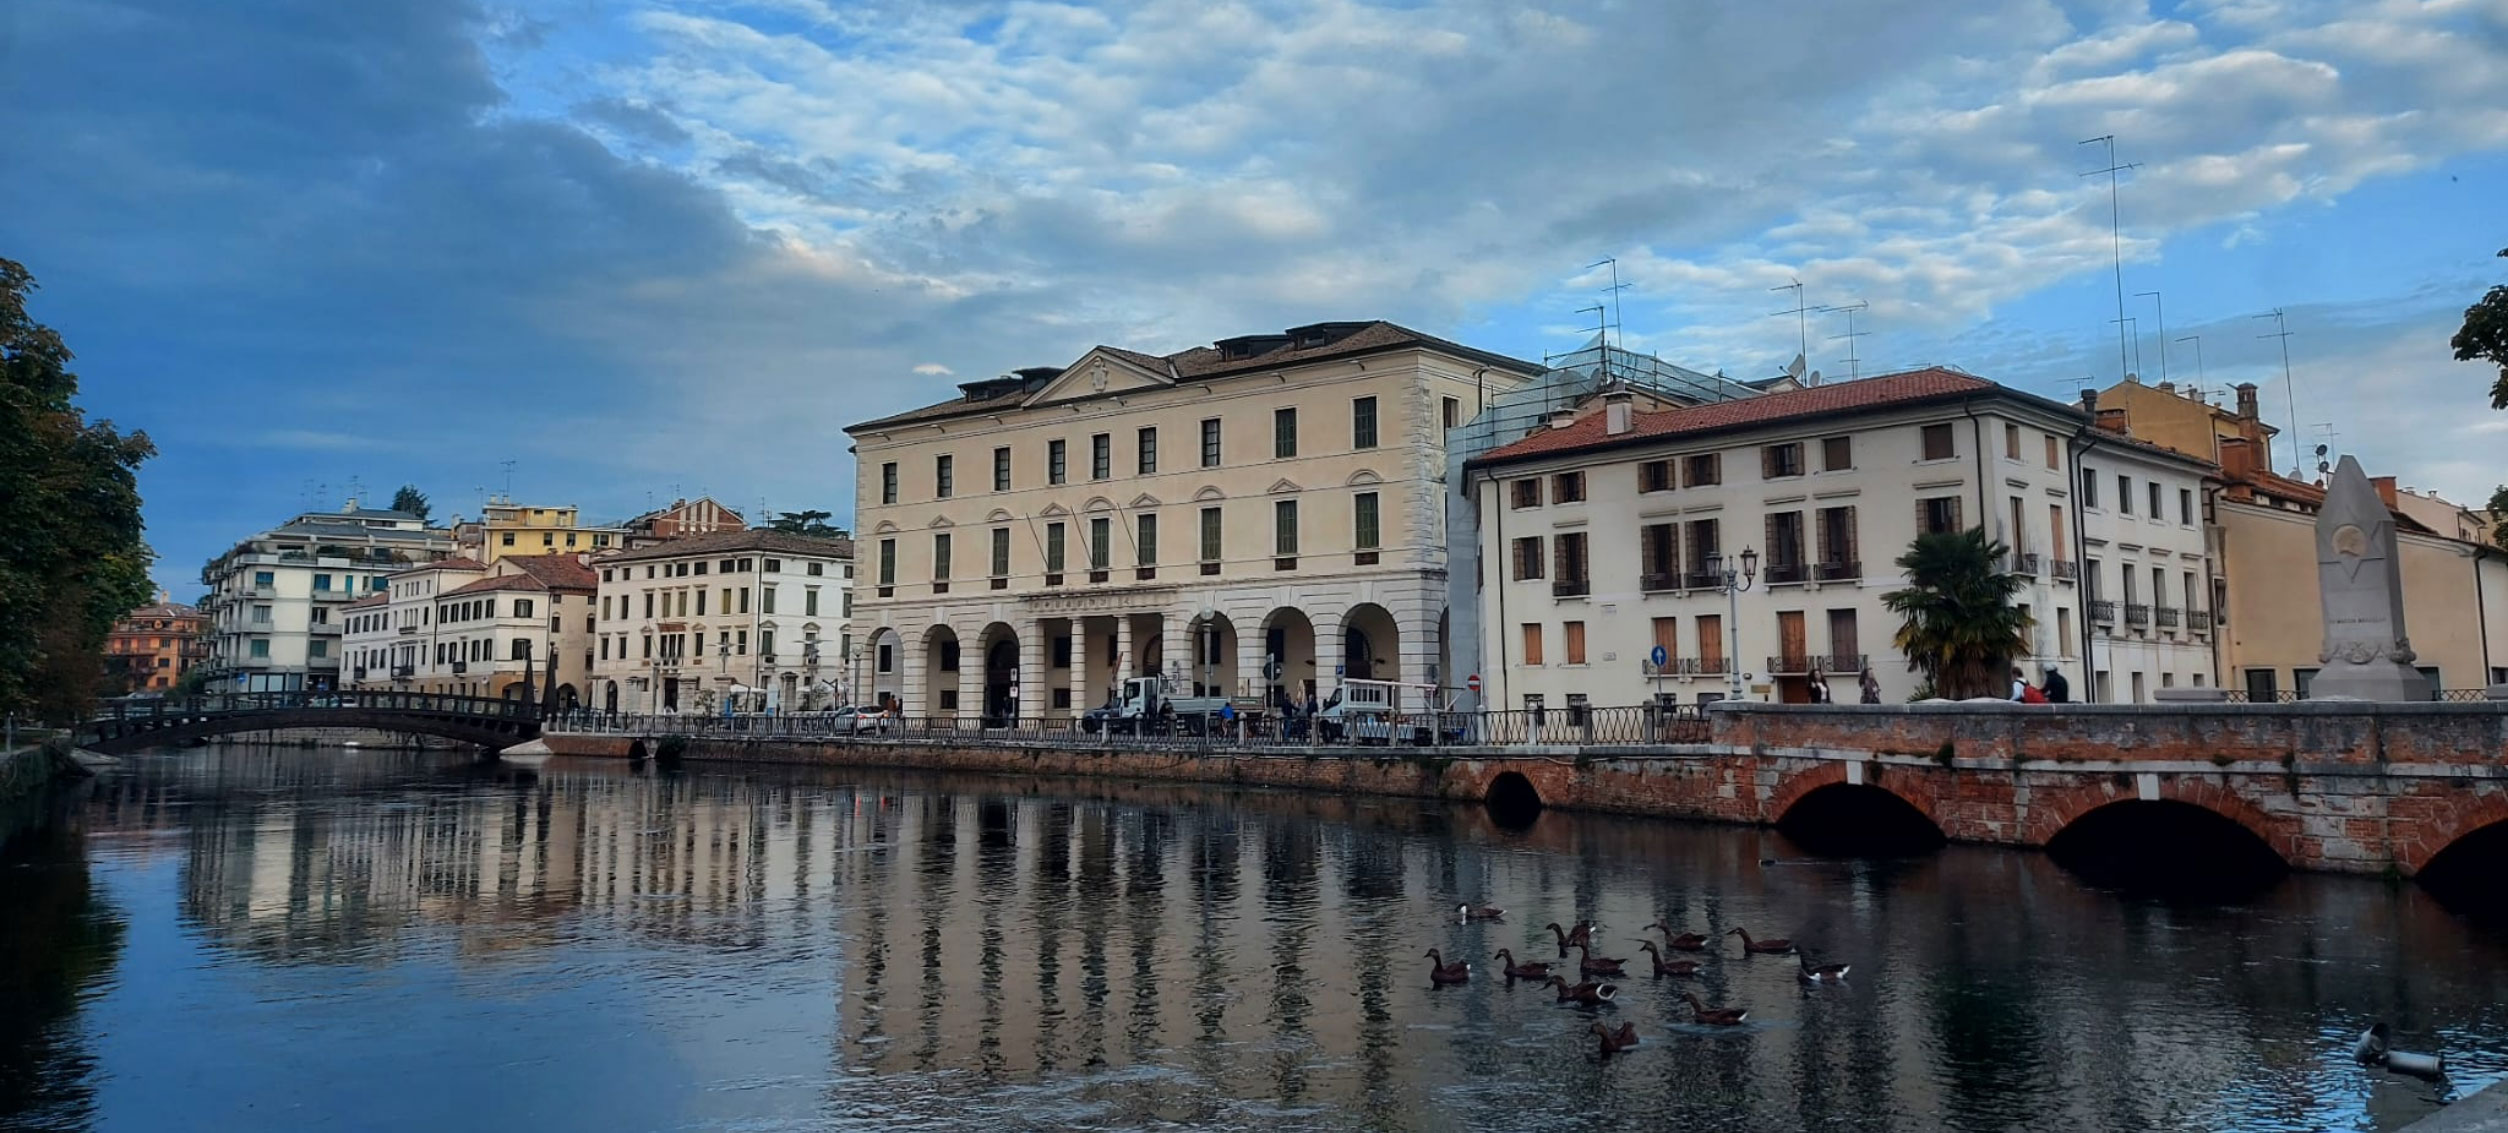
[1696,614,1723,669]
[1685,519,1721,585]
[1522,623,1545,666]
[1827,609,1858,665]
[2084,557,2103,602]
[1353,492,1380,563]
[1683,452,1721,487]
[2148,481,2163,519]
[2245,668,2277,702]
[2179,488,2194,525]
[1136,514,1158,576]
[878,540,897,589]
[1563,620,1587,665]
[1651,617,1679,665]
[1091,434,1111,480]
[1273,500,1299,563]
[1821,436,1853,472]
[1762,442,1804,479]
[993,446,1012,492]
[1201,418,1222,467]
[932,454,954,499]
[1138,426,1158,474]
[1510,478,1542,508]
[694,590,705,616]
[309,639,329,659]
[250,638,269,659]
[1919,496,1962,536]
[1199,507,1222,570]
[1764,511,1806,580]
[990,528,1011,584]
[1553,471,1586,503]
[2082,467,2100,509]
[313,573,333,592]
[1089,517,1111,572]
[1352,396,1378,449]
[931,533,951,586]
[2050,504,2068,562]
[1443,397,1460,429]
[807,561,823,576]
[738,587,750,614]
[1512,536,1545,581]
[1816,506,1859,578]
[1554,532,1589,593]
[2045,434,2060,469]
[1641,522,1678,589]
[1045,522,1066,581]
[1274,407,1298,458]
[1921,423,1955,461]
[878,642,894,674]
[2004,422,2021,459]
[1049,439,1068,485]
[1639,460,1673,493]
[2057,607,2074,656]
[2117,475,2133,514]
[501,532,516,547]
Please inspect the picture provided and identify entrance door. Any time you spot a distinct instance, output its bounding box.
[983,638,1018,726]
[662,677,680,711]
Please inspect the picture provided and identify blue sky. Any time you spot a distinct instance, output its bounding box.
[2,0,2503,598]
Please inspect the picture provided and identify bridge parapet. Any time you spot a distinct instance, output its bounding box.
[1708,700,2508,770]
[78,691,541,753]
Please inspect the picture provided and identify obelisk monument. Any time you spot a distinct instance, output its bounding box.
[2307,455,2432,701]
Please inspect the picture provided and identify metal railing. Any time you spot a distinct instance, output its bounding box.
[1815,560,1861,582]
[2089,599,2116,622]
[548,703,1717,749]
[2189,609,2214,631]
[1764,562,1806,586]
[2051,560,2079,581]
[2155,606,2180,628]
[1639,572,1678,593]
[2016,552,2042,576]
[2124,604,2151,627]
[92,690,540,723]
[1552,578,1591,598]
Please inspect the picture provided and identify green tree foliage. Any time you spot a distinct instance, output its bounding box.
[2488,485,2508,552]
[2455,247,2508,411]
[390,484,431,522]
[0,258,156,720]
[1882,528,2034,701]
[768,509,847,538]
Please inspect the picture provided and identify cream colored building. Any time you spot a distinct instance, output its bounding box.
[342,553,598,701]
[1463,369,2219,710]
[454,497,627,563]
[589,530,855,714]
[198,499,458,693]
[845,321,1544,720]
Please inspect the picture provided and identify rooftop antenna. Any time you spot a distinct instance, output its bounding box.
[1590,258,1630,353]
[2136,291,2168,383]
[2174,334,2205,393]
[2080,135,2139,385]
[2114,315,2141,379]
[498,459,517,501]
[345,476,366,506]
[2254,309,2301,477]
[1770,278,1812,369]
[1821,300,1869,382]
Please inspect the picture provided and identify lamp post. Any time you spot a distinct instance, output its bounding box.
[1712,546,1760,702]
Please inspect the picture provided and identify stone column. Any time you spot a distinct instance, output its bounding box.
[898,625,927,718]
[1237,624,1270,705]
[1017,618,1047,725]
[1113,615,1135,695]
[1071,615,1095,715]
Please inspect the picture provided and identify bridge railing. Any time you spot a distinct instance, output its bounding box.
[93,690,541,726]
[546,703,1713,752]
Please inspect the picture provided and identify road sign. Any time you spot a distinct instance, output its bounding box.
[1335,664,1346,678]
[1466,673,1482,693]
[1650,645,1669,668]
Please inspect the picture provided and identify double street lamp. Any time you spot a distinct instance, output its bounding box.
[1707,546,1760,702]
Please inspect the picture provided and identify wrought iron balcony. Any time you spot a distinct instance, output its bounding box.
[2015,552,2043,575]
[1684,570,1724,590]
[2089,599,2117,622]
[1639,571,1678,593]
[450,660,468,674]
[2155,606,2181,628]
[1764,561,1807,586]
[2189,609,2214,632]
[390,664,415,679]
[1766,654,1811,675]
[2124,603,2151,627]
[1815,560,1862,581]
[1679,656,1730,675]
[1822,652,1868,674]
[1552,578,1591,598]
[2051,559,2080,582]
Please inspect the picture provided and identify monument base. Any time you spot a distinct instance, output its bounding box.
[2304,660,2431,702]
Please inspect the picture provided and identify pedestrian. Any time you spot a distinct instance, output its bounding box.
[2010,666,2030,701]
[1858,667,1883,704]
[1806,665,1832,704]
[2041,664,2071,704]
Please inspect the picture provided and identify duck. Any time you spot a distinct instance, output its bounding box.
[1458,904,1507,922]
[1423,949,1471,985]
[1491,949,1553,981]
[1680,992,1749,1026]
[1727,927,1794,955]
[1576,943,1628,978]
[1545,921,1598,955]
[1796,952,1851,983]
[1544,975,1618,1005]
[1588,1021,1641,1056]
[1636,941,1701,978]
[1644,922,1710,952]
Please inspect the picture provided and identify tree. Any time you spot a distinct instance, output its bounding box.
[391,484,431,522]
[0,258,156,721]
[2488,486,2508,552]
[1882,528,2034,700]
[769,509,847,538]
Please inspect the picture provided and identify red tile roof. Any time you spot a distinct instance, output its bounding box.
[346,593,389,610]
[499,553,598,591]
[390,556,486,576]
[443,574,549,597]
[1472,367,1996,466]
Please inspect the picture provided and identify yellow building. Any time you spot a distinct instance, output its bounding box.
[457,497,627,563]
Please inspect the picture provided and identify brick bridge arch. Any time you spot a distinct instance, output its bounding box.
[2397,793,2508,876]
[1766,762,1947,834]
[2020,775,2300,864]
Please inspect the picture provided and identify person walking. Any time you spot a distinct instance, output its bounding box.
[2040,664,2071,704]
[2009,666,2030,701]
[1858,667,1883,704]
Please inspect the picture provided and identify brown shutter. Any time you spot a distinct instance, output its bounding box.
[1761,446,1775,480]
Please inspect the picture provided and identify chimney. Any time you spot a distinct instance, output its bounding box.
[2096,407,2128,434]
[2157,380,2175,394]
[1603,390,1634,436]
[2370,475,2400,511]
[2080,387,2099,416]
[1547,408,1577,431]
[2218,435,2254,482]
[2234,382,2260,422]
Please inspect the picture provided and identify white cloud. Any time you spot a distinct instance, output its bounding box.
[912,362,955,375]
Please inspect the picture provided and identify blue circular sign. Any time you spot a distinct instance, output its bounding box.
[1650,645,1669,668]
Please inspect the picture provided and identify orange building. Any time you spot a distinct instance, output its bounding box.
[106,594,211,693]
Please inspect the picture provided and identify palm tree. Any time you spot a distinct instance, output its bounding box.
[1882,528,2034,700]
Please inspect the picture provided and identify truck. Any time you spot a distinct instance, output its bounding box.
[1313,679,1468,746]
[1078,675,1257,736]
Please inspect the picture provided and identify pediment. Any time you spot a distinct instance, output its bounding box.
[1022,349,1173,407]
[1192,485,1227,502]
[1345,469,1383,487]
[872,520,901,535]
[926,516,954,529]
[985,508,1016,523]
[1267,478,1303,495]
[1038,502,1072,518]
[1081,496,1117,513]
[1129,493,1162,509]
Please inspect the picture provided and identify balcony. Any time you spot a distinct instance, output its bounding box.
[310,589,351,602]
[759,654,777,666]
[1815,560,1862,582]
[2051,559,2080,582]
[2124,603,2151,627]
[1766,654,1810,675]
[2015,552,2042,576]
[2189,609,2214,632]
[398,623,418,635]
[2089,599,2116,622]
[1680,656,1730,676]
[1684,570,1724,590]
[1639,572,1678,593]
[391,664,416,679]
[451,660,468,674]
[1764,561,1807,586]
[1551,578,1590,599]
[1822,652,1868,674]
[2155,606,2181,629]
[309,622,342,635]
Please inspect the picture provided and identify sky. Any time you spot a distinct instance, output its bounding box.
[2,0,2503,598]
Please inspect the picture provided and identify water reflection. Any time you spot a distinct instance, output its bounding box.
[4,745,2503,1131]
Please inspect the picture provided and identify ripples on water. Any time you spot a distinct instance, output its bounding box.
[0,744,2502,1132]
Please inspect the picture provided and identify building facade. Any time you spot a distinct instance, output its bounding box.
[846,321,1544,720]
[342,554,597,700]
[454,497,626,563]
[103,595,210,693]
[1463,369,2219,710]
[620,497,746,547]
[198,500,459,692]
[588,530,855,714]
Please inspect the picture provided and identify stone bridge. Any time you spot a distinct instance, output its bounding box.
[78,691,542,754]
[540,700,2508,879]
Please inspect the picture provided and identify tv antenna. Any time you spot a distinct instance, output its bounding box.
[498,459,517,500]
[1821,300,1869,382]
[1770,278,1812,368]
[2136,291,2168,383]
[2080,135,2139,385]
[1575,304,1608,360]
[1589,258,1630,353]
[2254,309,2300,477]
[2174,334,2205,392]
[2109,315,2142,379]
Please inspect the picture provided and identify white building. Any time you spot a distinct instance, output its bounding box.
[588,530,855,714]
[342,554,597,702]
[198,499,458,693]
[1460,368,2218,710]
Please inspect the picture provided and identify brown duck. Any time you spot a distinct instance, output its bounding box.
[1636,941,1701,978]
[1588,1021,1641,1056]
[1644,921,1710,951]
[1459,904,1507,922]
[1576,943,1628,978]
[1544,975,1618,1005]
[1545,921,1597,954]
[1680,992,1749,1026]
[1796,952,1851,983]
[1491,949,1553,980]
[1423,949,1471,985]
[1727,927,1794,955]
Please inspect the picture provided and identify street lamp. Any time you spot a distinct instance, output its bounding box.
[1710,546,1760,701]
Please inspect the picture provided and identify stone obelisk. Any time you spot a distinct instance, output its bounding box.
[2306,455,2432,701]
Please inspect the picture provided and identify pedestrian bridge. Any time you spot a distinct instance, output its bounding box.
[78,691,541,754]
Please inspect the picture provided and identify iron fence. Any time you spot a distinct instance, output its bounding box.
[549,703,1715,751]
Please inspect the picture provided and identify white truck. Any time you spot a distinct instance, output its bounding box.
[1313,679,1467,746]
[1078,675,1255,736]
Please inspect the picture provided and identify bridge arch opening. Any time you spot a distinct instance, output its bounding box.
[1486,771,1542,830]
[1778,784,1946,857]
[2418,820,2508,919]
[2046,800,2286,898]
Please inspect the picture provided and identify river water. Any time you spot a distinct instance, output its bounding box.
[2,744,2501,1132]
